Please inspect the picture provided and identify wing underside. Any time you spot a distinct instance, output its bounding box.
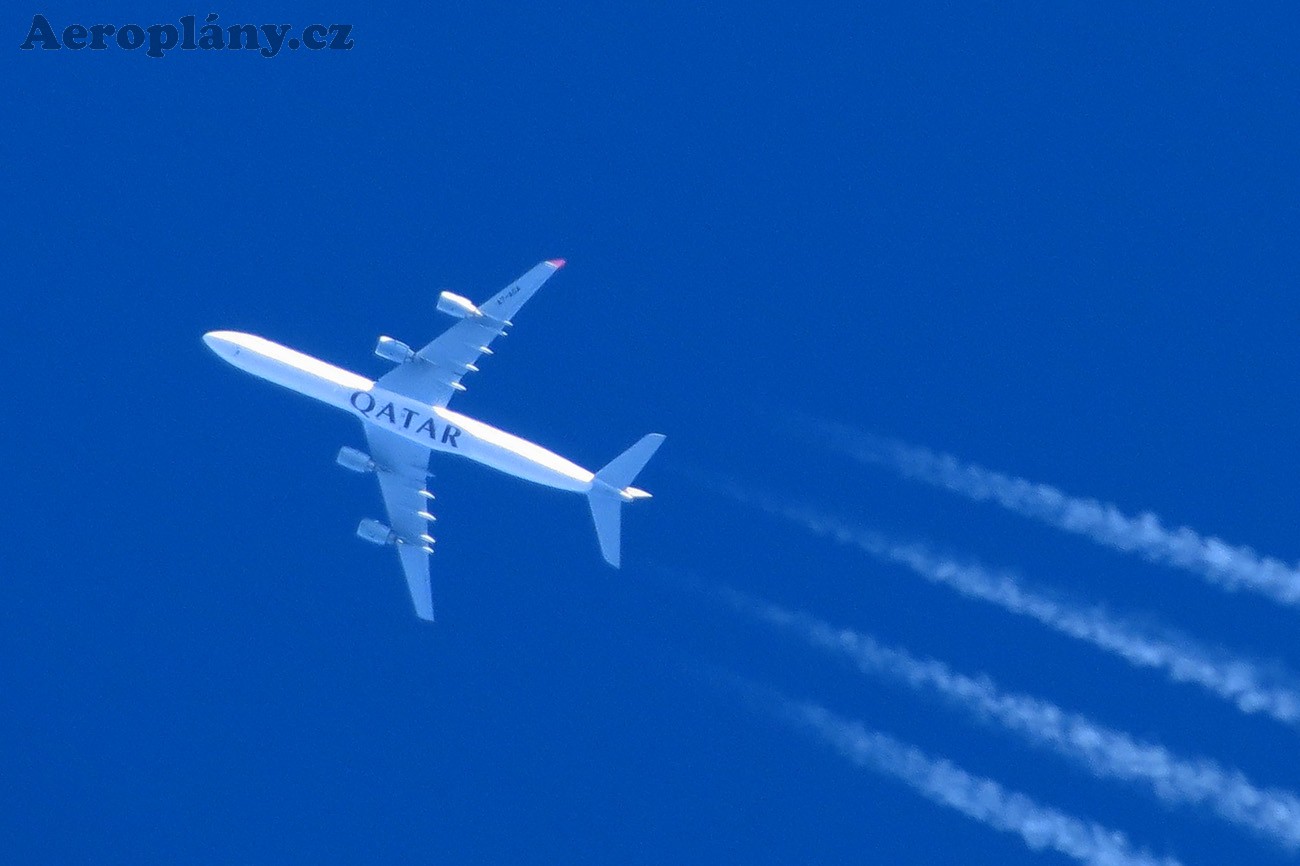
[364,425,437,621]
[376,259,564,406]
[361,259,564,620]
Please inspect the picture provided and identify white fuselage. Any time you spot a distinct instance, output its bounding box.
[203,331,596,493]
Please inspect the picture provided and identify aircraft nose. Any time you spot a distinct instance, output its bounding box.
[203,330,240,358]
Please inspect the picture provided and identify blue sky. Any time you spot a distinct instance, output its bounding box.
[5,4,1300,864]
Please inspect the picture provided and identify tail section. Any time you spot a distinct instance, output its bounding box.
[588,433,666,567]
[589,495,625,568]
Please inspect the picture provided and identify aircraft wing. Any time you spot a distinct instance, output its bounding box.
[364,425,437,621]
[376,259,565,407]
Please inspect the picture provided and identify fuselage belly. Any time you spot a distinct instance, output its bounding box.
[203,330,594,493]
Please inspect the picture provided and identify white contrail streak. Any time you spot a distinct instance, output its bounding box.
[772,697,1182,866]
[812,422,1300,608]
[735,593,1300,849]
[716,480,1300,729]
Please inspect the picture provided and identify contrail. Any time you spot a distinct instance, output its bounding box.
[714,479,1300,730]
[733,592,1300,850]
[811,421,1300,608]
[769,695,1182,866]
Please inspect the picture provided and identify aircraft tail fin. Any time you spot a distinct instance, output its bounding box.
[588,433,666,568]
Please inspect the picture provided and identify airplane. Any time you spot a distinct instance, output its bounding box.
[203,259,664,622]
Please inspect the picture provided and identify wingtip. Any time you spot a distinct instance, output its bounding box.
[546,258,566,269]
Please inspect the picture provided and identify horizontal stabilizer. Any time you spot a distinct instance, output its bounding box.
[594,433,666,491]
[589,494,623,568]
[588,433,666,568]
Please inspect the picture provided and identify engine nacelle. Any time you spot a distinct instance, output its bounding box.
[336,446,375,474]
[437,291,483,320]
[356,518,396,546]
[374,335,415,364]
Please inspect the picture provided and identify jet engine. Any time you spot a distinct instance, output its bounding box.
[356,518,435,554]
[336,446,375,474]
[437,291,483,319]
[356,518,395,546]
[374,335,414,364]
